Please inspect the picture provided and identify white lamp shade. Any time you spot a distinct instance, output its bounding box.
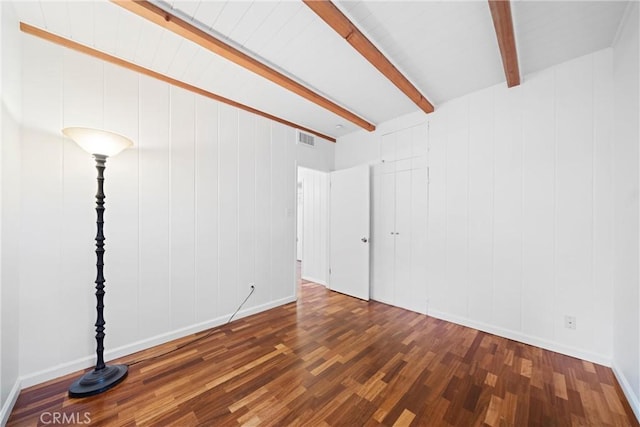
[62,127,133,157]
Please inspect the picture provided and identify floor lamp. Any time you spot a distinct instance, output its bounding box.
[62,127,133,398]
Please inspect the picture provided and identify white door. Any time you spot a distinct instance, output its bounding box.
[375,171,396,304]
[394,169,413,310]
[296,181,303,261]
[329,165,370,300]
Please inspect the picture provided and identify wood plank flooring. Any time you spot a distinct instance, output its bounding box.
[8,278,638,426]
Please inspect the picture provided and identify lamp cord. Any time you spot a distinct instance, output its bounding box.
[227,285,255,324]
[127,286,255,367]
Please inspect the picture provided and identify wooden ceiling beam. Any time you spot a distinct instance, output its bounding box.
[303,0,434,114]
[19,22,337,143]
[111,0,375,132]
[488,0,521,87]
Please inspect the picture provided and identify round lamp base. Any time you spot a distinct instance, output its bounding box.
[68,364,128,398]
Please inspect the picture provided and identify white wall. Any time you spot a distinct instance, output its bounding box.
[16,33,310,386]
[612,2,640,419]
[295,134,333,284]
[336,111,427,170]
[297,182,303,261]
[336,48,615,365]
[299,167,329,285]
[0,0,22,420]
[429,49,614,364]
[296,137,334,172]
[301,168,329,283]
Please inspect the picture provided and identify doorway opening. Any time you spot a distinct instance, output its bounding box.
[296,167,330,295]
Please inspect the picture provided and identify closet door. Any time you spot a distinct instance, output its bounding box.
[394,169,413,311]
[370,166,385,302]
[374,171,396,304]
[371,123,429,312]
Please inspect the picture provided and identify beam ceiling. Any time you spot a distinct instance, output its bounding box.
[488,0,521,87]
[111,0,376,132]
[19,22,337,143]
[304,0,435,114]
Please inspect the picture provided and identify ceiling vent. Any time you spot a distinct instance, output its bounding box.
[297,131,315,148]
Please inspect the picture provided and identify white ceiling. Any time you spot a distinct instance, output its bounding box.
[13,0,630,140]
[513,1,629,75]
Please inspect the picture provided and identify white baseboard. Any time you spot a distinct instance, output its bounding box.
[19,296,296,389]
[301,275,326,286]
[612,363,640,422]
[428,309,611,366]
[236,295,297,319]
[0,379,21,427]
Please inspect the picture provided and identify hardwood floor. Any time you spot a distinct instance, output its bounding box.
[8,279,638,426]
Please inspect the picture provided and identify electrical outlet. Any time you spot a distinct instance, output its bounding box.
[564,315,576,330]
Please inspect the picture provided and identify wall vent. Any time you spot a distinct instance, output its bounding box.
[297,131,315,148]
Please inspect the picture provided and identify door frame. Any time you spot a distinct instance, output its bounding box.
[294,164,331,297]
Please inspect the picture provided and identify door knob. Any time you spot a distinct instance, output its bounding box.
[361,237,368,243]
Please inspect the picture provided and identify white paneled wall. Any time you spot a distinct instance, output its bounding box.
[1,0,22,416]
[428,49,614,363]
[337,49,615,364]
[612,2,640,419]
[18,35,302,384]
[297,183,303,260]
[299,167,329,285]
[296,137,335,172]
[426,50,612,361]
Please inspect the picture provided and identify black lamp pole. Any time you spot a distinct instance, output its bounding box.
[68,154,128,398]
